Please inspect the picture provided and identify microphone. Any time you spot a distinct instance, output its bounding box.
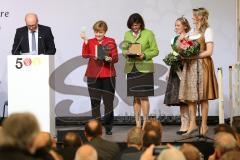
[39,36,46,55]
[12,36,24,55]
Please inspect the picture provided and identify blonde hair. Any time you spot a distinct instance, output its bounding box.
[193,7,209,33]
[127,127,143,146]
[93,20,108,32]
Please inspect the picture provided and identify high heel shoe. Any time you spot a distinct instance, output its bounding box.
[200,126,208,137]
[177,113,189,135]
[176,130,187,135]
[182,127,198,136]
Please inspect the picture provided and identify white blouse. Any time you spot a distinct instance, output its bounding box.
[188,27,213,43]
[204,27,214,43]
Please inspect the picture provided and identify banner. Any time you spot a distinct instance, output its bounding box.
[0,0,237,117]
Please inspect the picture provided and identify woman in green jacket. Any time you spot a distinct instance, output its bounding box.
[122,13,159,129]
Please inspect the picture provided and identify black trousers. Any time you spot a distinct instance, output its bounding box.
[87,77,115,131]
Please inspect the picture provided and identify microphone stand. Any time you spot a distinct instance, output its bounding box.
[12,36,24,55]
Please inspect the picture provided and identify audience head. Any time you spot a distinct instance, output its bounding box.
[214,132,238,159]
[220,150,240,160]
[214,124,238,140]
[75,144,97,160]
[127,127,143,149]
[63,132,82,148]
[143,129,161,148]
[157,147,186,160]
[25,13,38,32]
[144,118,163,141]
[180,143,201,160]
[1,112,40,153]
[127,13,145,32]
[85,119,102,141]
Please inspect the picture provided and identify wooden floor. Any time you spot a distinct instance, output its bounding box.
[57,125,216,143]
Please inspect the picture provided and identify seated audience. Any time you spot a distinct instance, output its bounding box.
[120,127,143,160]
[143,129,161,148]
[220,150,240,160]
[0,112,40,160]
[214,124,238,140]
[84,119,120,160]
[34,131,62,160]
[58,132,82,160]
[208,132,238,160]
[144,118,163,136]
[75,144,97,160]
[122,129,161,160]
[232,116,240,144]
[157,147,186,160]
[180,143,201,160]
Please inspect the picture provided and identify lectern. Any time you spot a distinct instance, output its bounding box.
[8,55,55,135]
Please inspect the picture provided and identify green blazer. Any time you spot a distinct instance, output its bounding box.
[122,29,159,73]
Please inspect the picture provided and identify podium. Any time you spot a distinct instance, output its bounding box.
[8,55,55,135]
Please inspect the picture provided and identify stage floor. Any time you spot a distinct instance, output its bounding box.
[57,125,216,143]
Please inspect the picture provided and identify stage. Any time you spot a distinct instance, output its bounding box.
[57,125,216,143]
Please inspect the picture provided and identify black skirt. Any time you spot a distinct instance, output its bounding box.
[164,67,185,106]
[127,65,154,97]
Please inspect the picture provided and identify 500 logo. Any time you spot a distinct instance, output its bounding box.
[15,57,41,69]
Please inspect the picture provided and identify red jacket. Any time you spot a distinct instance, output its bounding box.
[82,36,118,78]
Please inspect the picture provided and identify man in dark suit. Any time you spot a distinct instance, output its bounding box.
[12,13,56,55]
[84,119,120,160]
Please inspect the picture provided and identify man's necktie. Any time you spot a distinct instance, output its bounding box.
[32,31,36,52]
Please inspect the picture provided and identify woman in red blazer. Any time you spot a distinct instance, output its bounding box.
[80,20,118,135]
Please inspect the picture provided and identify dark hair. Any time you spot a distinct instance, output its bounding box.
[127,13,145,30]
[85,120,102,138]
[232,116,240,134]
[143,129,161,148]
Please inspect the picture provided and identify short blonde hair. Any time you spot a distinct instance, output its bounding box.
[127,127,143,146]
[93,20,108,32]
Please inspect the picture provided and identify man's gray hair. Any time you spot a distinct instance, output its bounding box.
[157,148,186,160]
[1,112,40,150]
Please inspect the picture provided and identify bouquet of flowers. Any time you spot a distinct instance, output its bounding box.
[163,45,182,71]
[178,38,200,57]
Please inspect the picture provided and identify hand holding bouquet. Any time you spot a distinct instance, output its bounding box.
[178,38,200,57]
[163,45,182,71]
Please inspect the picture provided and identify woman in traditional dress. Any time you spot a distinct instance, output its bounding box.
[179,8,218,136]
[164,17,191,135]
